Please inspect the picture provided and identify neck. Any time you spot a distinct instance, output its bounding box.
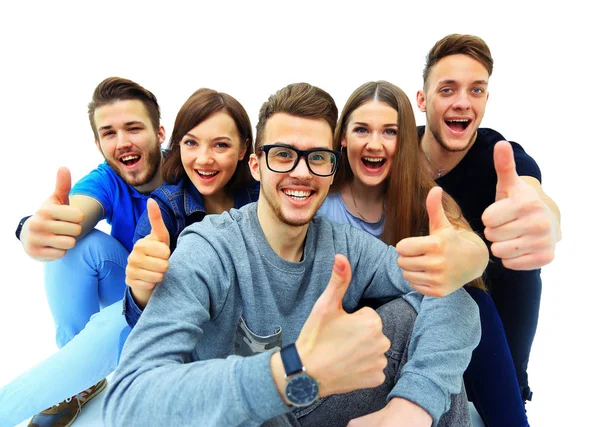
[420,129,472,179]
[256,199,308,262]
[203,190,234,215]
[134,165,163,194]
[340,178,385,222]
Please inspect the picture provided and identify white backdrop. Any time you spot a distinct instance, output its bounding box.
[1,1,597,425]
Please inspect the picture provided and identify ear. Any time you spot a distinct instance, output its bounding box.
[249,153,261,181]
[239,138,249,161]
[341,136,347,148]
[416,90,427,112]
[157,125,166,144]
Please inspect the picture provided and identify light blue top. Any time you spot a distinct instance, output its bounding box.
[318,191,385,239]
[105,203,480,427]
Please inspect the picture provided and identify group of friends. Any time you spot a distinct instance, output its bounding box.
[1,33,560,427]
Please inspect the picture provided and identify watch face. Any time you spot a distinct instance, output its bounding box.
[285,373,319,407]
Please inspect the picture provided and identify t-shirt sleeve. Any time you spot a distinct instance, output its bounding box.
[70,164,116,221]
[511,141,542,183]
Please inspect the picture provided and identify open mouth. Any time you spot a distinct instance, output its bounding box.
[361,157,386,170]
[196,170,219,179]
[445,119,471,132]
[282,189,313,201]
[120,155,141,167]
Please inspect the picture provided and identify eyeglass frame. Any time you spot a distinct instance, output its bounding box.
[259,144,342,177]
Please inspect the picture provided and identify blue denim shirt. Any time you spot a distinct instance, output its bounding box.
[124,177,259,328]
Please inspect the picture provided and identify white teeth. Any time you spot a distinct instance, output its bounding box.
[121,155,139,162]
[447,119,469,123]
[363,157,384,162]
[197,170,218,176]
[283,190,311,199]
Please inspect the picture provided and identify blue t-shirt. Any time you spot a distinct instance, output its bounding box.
[318,191,385,239]
[70,162,149,252]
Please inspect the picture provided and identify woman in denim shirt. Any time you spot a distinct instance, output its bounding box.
[124,88,258,324]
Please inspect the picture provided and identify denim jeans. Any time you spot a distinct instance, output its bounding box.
[265,298,471,427]
[0,230,129,426]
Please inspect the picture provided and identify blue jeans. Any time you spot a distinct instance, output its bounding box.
[0,230,128,427]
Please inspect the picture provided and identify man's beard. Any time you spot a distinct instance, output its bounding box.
[109,144,162,187]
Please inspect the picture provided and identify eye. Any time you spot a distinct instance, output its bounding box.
[472,87,485,95]
[353,126,368,135]
[383,128,397,136]
[182,139,197,147]
[270,147,295,160]
[102,130,115,138]
[129,127,142,133]
[215,142,230,149]
[440,88,453,95]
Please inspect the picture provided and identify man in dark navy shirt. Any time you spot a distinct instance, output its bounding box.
[416,33,561,423]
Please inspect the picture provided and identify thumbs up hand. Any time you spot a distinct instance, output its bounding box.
[292,254,391,398]
[482,141,559,270]
[396,187,486,297]
[126,199,171,308]
[21,167,85,261]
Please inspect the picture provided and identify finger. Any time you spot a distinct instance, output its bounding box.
[490,238,531,260]
[44,204,85,223]
[427,187,451,234]
[147,199,170,246]
[494,141,519,201]
[38,220,82,237]
[126,266,165,286]
[396,236,439,257]
[484,219,525,243]
[125,277,160,292]
[134,238,171,260]
[481,198,520,228]
[27,234,77,251]
[317,254,352,310]
[24,246,67,261]
[398,253,446,274]
[501,250,554,270]
[52,167,72,205]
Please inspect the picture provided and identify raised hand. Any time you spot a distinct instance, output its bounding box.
[20,167,84,261]
[125,198,171,308]
[294,254,390,397]
[482,141,559,270]
[396,186,483,297]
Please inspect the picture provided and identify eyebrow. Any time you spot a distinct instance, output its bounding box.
[437,79,488,86]
[98,121,145,132]
[352,121,398,128]
[272,142,333,150]
[184,133,232,141]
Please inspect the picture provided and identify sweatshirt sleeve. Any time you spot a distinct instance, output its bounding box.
[103,230,291,426]
[349,231,481,426]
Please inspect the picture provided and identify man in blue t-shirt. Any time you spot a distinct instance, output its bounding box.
[416,33,561,423]
[2,77,166,427]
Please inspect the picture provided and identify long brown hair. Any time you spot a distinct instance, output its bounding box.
[162,88,253,193]
[333,81,485,290]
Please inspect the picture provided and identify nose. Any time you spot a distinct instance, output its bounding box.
[289,156,312,178]
[452,90,471,111]
[366,133,384,151]
[116,131,132,149]
[194,145,214,166]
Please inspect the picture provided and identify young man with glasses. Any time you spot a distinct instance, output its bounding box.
[105,83,484,427]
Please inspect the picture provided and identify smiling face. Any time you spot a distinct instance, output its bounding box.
[418,54,489,152]
[250,113,334,227]
[94,99,165,191]
[180,111,246,202]
[342,101,398,190]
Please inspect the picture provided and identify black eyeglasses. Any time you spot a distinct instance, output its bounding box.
[260,144,341,177]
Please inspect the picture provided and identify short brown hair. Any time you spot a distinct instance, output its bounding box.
[162,88,253,194]
[254,83,338,153]
[88,77,161,140]
[423,34,494,87]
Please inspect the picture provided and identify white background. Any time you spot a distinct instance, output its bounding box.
[0,1,598,425]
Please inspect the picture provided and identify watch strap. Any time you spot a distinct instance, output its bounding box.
[280,343,303,377]
[15,215,32,240]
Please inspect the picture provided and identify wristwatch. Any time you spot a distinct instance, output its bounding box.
[15,215,32,240]
[280,343,319,407]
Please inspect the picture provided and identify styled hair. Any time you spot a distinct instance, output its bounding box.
[333,81,485,290]
[161,88,253,193]
[254,83,338,153]
[88,77,161,140]
[423,34,494,87]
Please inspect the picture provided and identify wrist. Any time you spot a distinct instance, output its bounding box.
[15,215,32,241]
[270,351,291,405]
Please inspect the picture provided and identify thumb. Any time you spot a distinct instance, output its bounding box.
[317,254,352,311]
[52,167,72,205]
[147,198,170,246]
[494,141,520,201]
[427,186,451,234]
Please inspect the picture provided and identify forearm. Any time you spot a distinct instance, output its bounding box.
[105,350,290,426]
[390,289,480,426]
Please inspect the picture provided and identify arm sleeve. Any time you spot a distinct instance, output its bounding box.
[104,230,290,427]
[511,141,542,183]
[70,164,115,221]
[349,232,481,426]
